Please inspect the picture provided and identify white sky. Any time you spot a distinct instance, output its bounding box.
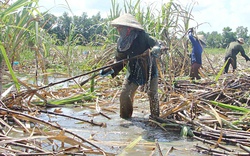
[38,0,250,34]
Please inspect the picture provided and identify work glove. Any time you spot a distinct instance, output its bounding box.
[188,27,194,34]
[151,46,161,57]
[99,68,114,77]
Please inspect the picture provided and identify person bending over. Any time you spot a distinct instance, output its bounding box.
[224,38,250,73]
[101,13,161,119]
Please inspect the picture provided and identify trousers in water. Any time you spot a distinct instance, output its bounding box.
[119,77,159,118]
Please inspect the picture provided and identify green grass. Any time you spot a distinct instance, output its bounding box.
[20,50,35,62]
[204,48,225,55]
[56,45,102,51]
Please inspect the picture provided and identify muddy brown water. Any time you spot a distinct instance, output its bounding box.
[15,57,250,155]
[39,104,205,156]
[26,75,205,155]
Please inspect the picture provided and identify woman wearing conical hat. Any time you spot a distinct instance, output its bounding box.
[100,13,161,119]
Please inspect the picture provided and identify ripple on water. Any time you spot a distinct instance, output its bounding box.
[38,107,205,155]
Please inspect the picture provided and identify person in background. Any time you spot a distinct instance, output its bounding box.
[224,38,250,73]
[188,28,206,80]
[100,13,161,119]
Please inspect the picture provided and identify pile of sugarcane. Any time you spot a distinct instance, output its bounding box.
[1,73,249,155]
[0,103,114,155]
[157,73,250,155]
[1,46,250,155]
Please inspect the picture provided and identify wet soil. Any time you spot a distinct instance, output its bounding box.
[39,103,205,155]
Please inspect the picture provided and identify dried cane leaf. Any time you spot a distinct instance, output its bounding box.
[0,85,14,100]
[165,146,176,156]
[12,115,31,133]
[208,105,222,127]
[208,105,223,147]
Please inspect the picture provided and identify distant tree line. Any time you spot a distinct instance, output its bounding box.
[39,12,107,46]
[199,26,249,48]
[40,11,250,49]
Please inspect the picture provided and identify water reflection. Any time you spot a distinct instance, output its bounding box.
[38,107,205,155]
[19,73,87,90]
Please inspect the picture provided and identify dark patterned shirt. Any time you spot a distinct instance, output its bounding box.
[111,30,158,85]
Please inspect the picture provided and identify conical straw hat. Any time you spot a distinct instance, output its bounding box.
[197,35,206,46]
[237,38,244,44]
[111,13,144,31]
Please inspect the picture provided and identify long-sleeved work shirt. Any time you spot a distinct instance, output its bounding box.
[188,31,203,65]
[111,30,158,85]
[225,41,250,61]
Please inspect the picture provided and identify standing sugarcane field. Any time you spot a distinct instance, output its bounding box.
[0,0,250,155]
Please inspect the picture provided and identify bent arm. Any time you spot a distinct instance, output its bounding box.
[239,46,250,60]
[111,51,127,78]
[188,31,197,45]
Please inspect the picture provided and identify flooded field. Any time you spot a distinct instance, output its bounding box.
[38,104,205,155]
[7,71,249,155]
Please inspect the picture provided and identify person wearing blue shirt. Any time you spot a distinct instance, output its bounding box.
[188,28,206,80]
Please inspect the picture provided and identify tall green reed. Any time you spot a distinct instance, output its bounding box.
[105,0,197,78]
[0,0,40,93]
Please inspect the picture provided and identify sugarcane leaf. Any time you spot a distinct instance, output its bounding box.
[0,44,20,90]
[210,100,250,113]
[208,105,224,146]
[215,58,229,82]
[118,136,142,156]
[209,104,222,127]
[0,85,14,100]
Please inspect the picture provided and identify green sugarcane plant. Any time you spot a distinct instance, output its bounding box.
[178,1,197,77]
[0,0,40,94]
[103,0,198,87]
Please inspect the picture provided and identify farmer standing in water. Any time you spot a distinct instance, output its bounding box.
[100,13,161,119]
